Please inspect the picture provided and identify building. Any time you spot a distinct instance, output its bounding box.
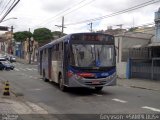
[97,28,126,35]
[22,38,38,63]
[125,8,160,80]
[0,31,13,55]
[115,32,153,78]
[134,26,155,34]
[155,8,160,42]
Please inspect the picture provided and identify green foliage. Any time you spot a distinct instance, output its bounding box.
[14,31,32,42]
[33,28,53,42]
[128,27,139,32]
[52,31,67,37]
[52,31,61,37]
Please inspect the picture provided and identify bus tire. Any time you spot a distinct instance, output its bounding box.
[95,87,103,92]
[59,74,67,92]
[43,70,49,82]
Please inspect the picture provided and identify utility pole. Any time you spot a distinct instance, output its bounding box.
[55,16,66,37]
[28,28,31,64]
[88,22,93,32]
[62,16,64,36]
[11,26,14,32]
[11,26,14,54]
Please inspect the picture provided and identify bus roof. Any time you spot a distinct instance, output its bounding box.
[38,32,113,51]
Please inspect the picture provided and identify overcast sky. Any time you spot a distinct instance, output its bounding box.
[0,0,160,34]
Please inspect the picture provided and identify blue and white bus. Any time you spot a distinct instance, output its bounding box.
[38,33,116,91]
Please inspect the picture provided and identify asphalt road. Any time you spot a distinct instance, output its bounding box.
[0,62,160,119]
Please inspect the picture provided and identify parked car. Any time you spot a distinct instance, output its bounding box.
[0,57,7,61]
[0,61,14,70]
[0,61,5,70]
[9,56,16,62]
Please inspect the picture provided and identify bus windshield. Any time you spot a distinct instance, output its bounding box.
[71,44,115,67]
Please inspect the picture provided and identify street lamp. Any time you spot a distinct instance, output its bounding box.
[0,17,17,23]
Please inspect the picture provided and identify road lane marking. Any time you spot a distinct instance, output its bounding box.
[14,68,20,71]
[19,68,26,71]
[142,106,160,112]
[112,98,127,103]
[93,93,103,96]
[29,76,33,78]
[26,68,32,71]
[26,101,48,114]
[29,88,41,91]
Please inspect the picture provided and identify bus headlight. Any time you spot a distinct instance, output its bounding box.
[67,71,74,78]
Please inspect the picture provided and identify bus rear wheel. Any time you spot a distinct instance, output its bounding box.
[59,74,67,92]
[43,70,49,82]
[95,87,103,91]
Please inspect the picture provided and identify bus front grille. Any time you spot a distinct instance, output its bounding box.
[84,81,106,85]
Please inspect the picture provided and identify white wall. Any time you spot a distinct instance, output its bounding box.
[115,32,151,78]
[117,62,127,78]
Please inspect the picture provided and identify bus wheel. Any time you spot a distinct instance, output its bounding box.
[59,74,67,92]
[43,71,48,82]
[95,87,103,92]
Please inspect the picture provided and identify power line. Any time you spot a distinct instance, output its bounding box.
[66,0,159,25]
[0,0,13,16]
[96,22,155,35]
[37,0,91,27]
[111,22,155,30]
[0,0,16,17]
[61,0,96,16]
[0,0,8,13]
[0,0,20,23]
[35,0,97,29]
[65,0,160,26]
[123,22,155,31]
[0,0,16,19]
[0,0,4,7]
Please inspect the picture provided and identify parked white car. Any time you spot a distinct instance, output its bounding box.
[9,56,16,62]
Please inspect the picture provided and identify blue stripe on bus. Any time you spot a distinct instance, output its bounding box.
[68,66,116,78]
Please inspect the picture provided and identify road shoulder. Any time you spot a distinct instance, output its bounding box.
[117,78,160,91]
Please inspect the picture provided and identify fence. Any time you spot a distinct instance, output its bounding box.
[130,58,160,80]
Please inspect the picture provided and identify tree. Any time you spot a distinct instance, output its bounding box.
[14,31,32,42]
[33,28,53,42]
[128,27,139,32]
[52,31,66,38]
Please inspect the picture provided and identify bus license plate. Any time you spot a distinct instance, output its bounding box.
[92,81,100,84]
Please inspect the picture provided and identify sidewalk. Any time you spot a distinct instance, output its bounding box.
[0,82,58,120]
[15,57,37,65]
[117,78,160,91]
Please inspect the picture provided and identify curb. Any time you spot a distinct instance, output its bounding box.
[130,85,160,91]
[10,90,24,97]
[117,83,160,91]
[16,58,37,65]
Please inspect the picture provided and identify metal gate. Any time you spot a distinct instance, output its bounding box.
[131,58,160,80]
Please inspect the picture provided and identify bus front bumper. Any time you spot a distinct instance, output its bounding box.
[68,73,116,88]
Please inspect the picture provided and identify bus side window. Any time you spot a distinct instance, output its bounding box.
[59,43,63,60]
[44,49,46,54]
[52,46,55,60]
[61,42,63,50]
[56,44,59,51]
